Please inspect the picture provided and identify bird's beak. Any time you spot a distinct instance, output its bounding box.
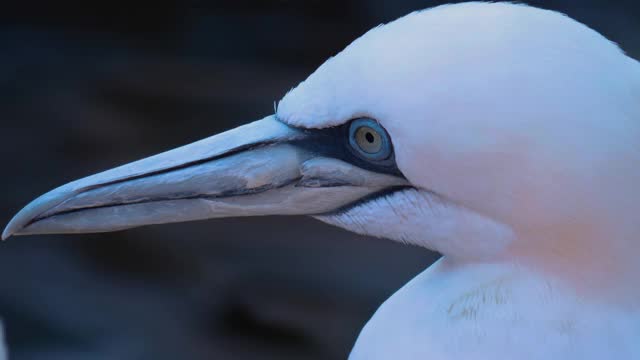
[3,115,407,239]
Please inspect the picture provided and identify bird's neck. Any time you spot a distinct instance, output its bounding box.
[351,256,639,359]
[492,220,640,308]
[412,187,640,307]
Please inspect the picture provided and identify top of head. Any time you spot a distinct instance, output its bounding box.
[277,2,640,260]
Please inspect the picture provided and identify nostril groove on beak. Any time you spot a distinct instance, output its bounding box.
[295,177,353,188]
[76,140,281,195]
[26,175,305,228]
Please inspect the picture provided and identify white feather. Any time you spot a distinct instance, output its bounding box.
[280,2,640,358]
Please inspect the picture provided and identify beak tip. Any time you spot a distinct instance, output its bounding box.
[3,188,72,241]
[3,203,41,241]
[2,224,16,241]
[3,212,27,240]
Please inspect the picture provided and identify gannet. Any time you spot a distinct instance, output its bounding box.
[4,2,640,359]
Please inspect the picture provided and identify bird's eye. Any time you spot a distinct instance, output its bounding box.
[348,118,392,161]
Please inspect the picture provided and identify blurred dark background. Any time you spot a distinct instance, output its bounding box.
[0,1,638,359]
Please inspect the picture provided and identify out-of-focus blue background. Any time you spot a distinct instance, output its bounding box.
[0,1,638,359]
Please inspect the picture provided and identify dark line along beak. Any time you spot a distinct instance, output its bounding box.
[3,115,407,239]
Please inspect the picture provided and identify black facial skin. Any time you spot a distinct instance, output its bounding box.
[286,119,405,178]
[283,118,410,216]
[321,185,414,216]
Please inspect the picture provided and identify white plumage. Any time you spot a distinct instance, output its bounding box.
[279,2,640,358]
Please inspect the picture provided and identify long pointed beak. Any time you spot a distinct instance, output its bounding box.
[3,115,407,239]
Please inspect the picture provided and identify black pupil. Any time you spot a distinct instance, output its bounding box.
[365,132,375,143]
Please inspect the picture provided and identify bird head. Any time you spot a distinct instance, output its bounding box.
[5,3,640,295]
[280,2,640,265]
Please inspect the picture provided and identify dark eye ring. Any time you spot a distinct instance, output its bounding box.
[348,118,392,161]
